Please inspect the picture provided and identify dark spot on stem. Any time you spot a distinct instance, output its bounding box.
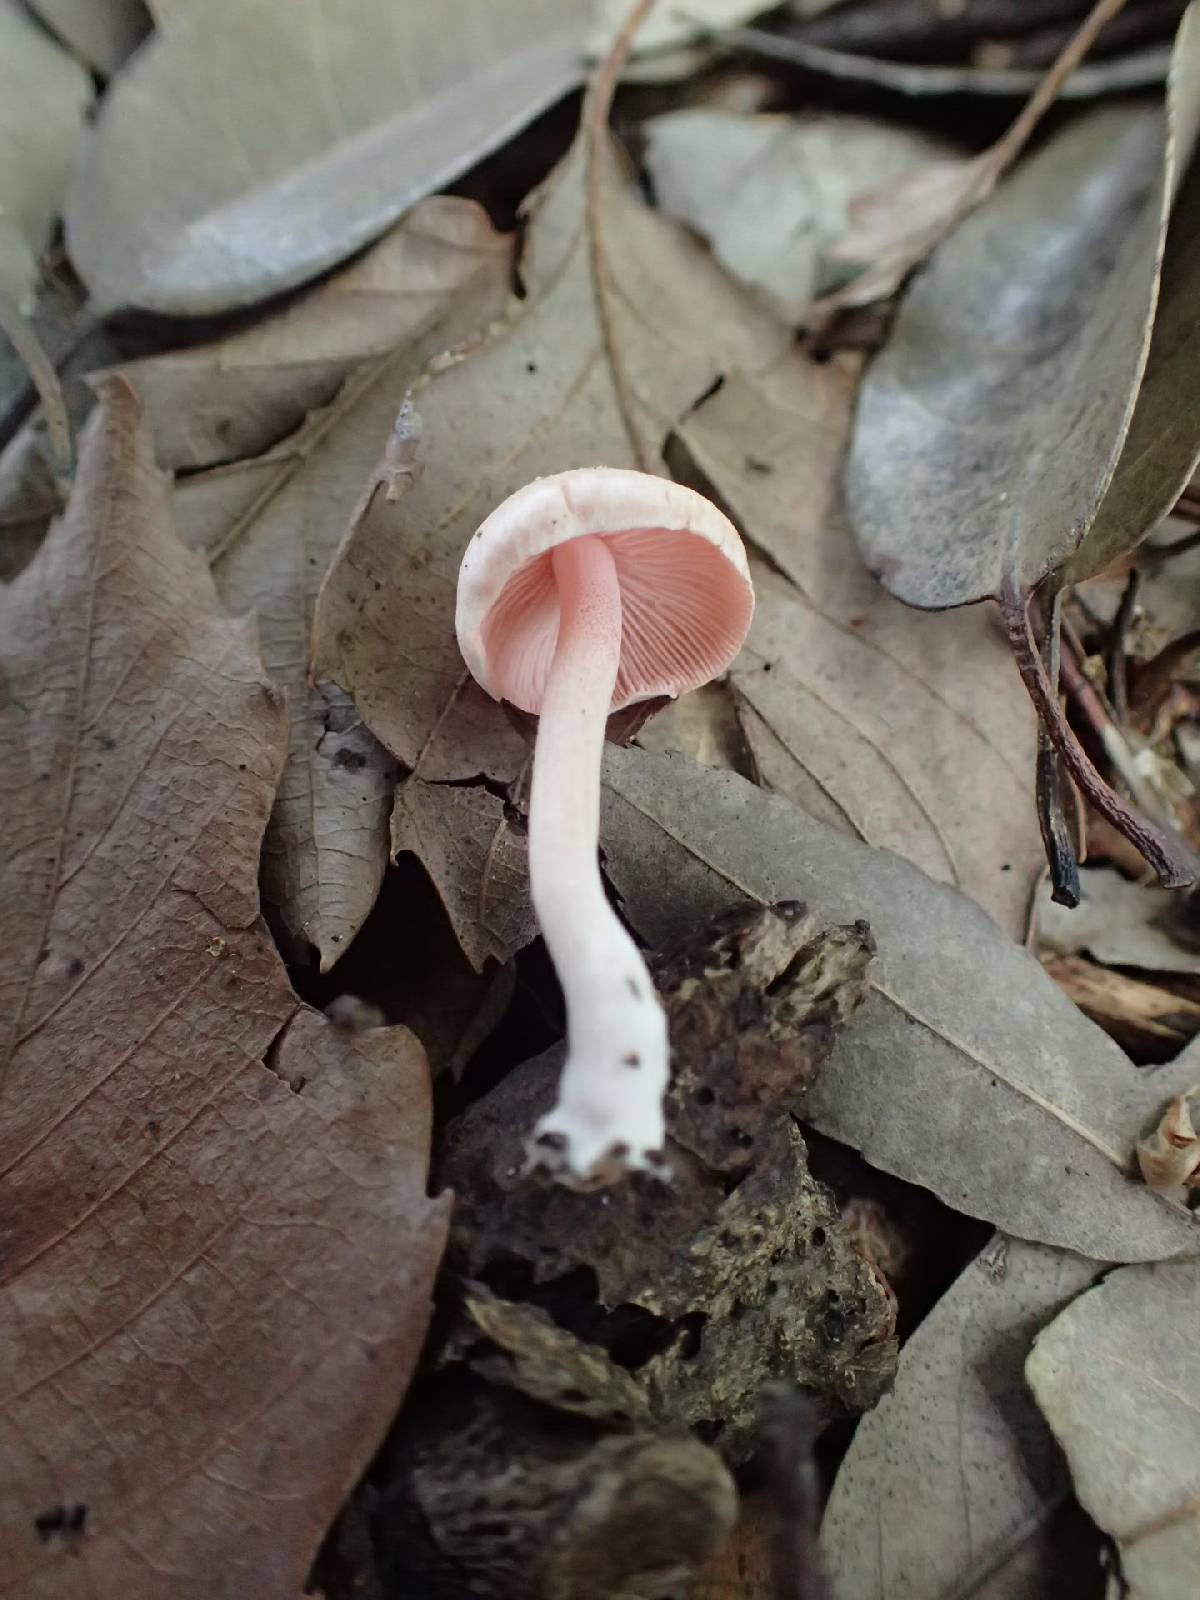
[621,1052,640,1068]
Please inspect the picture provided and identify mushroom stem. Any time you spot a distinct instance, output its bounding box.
[527,533,669,1184]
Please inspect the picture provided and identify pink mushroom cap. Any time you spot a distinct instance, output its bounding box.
[456,468,754,714]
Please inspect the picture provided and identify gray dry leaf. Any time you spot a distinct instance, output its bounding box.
[1037,865,1200,974]
[27,0,151,77]
[643,108,963,321]
[391,777,535,972]
[822,1237,1103,1600]
[847,103,1172,609]
[599,745,1200,1261]
[674,355,1041,940]
[0,0,92,311]
[0,380,449,1598]
[64,0,590,315]
[310,62,786,961]
[163,198,514,970]
[1027,1259,1200,1599]
[1070,4,1200,583]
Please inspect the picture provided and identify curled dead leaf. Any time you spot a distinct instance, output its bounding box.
[1137,1090,1200,1190]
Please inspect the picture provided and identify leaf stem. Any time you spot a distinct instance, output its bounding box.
[0,289,76,476]
[986,0,1132,178]
[1130,627,1200,717]
[1033,592,1081,907]
[999,581,1197,889]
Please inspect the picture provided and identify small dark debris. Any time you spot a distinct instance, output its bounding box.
[34,1504,87,1547]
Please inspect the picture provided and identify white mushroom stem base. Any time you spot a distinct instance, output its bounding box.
[526,533,670,1187]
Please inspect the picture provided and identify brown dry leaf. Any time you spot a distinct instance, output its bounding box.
[391,777,535,971]
[0,380,449,1597]
[674,355,1040,939]
[1042,954,1200,1058]
[635,679,753,773]
[310,33,787,963]
[159,198,514,971]
[116,195,513,477]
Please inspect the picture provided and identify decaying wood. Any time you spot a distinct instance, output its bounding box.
[331,904,896,1600]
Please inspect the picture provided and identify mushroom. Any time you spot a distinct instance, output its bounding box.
[456,468,754,1185]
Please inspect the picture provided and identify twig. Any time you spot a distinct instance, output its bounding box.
[1058,608,1190,846]
[983,0,1132,178]
[1168,490,1200,528]
[998,581,1197,888]
[799,0,1133,319]
[1130,628,1200,717]
[0,289,73,476]
[1033,592,1081,906]
[712,0,1149,97]
[1057,630,1177,828]
[1139,524,1200,564]
[1107,568,1140,720]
